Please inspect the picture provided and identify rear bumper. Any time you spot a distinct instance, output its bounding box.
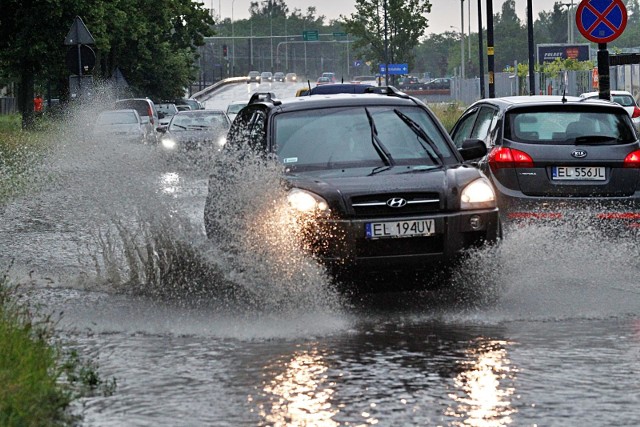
[310,208,500,273]
[496,189,640,229]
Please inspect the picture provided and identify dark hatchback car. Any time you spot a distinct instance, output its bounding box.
[204,88,500,279]
[450,96,640,228]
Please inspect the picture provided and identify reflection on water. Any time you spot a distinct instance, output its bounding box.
[256,350,339,426]
[447,340,516,427]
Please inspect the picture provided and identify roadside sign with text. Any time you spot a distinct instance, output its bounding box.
[576,0,627,44]
[379,63,409,75]
[302,30,319,41]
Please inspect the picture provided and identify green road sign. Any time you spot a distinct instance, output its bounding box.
[303,30,319,41]
[333,32,347,37]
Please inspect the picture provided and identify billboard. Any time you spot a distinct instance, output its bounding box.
[537,44,591,64]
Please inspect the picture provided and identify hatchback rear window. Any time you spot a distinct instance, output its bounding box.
[114,100,150,118]
[504,107,636,144]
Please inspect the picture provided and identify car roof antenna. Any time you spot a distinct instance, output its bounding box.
[562,88,567,104]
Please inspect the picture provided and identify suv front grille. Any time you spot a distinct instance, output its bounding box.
[350,192,441,217]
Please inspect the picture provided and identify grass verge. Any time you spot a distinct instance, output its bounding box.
[0,267,115,426]
[0,114,52,204]
[429,102,465,132]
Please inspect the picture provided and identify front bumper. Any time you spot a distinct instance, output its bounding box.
[307,208,500,272]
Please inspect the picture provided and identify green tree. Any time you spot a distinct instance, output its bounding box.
[416,32,458,77]
[534,2,569,45]
[494,0,527,70]
[340,0,431,71]
[0,0,214,128]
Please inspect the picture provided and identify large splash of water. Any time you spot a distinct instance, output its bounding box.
[0,86,343,315]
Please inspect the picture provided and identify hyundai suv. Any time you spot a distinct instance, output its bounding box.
[204,88,500,281]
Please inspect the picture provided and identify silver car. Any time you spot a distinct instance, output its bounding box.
[580,90,640,131]
[92,109,146,144]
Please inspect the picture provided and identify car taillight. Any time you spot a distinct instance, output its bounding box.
[488,147,534,171]
[623,150,640,168]
[632,106,640,119]
[148,106,154,124]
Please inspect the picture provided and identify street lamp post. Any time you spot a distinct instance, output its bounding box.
[270,0,274,71]
[561,1,575,43]
[231,0,235,76]
[460,0,465,79]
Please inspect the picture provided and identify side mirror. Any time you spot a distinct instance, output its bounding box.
[156,126,167,133]
[458,138,487,161]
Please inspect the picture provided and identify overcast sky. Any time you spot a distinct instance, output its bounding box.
[212,0,568,34]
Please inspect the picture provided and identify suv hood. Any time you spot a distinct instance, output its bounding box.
[287,165,484,214]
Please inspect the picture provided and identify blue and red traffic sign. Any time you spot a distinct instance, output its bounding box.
[576,0,627,44]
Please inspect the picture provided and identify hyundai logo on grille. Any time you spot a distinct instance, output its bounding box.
[386,197,407,208]
[571,149,588,158]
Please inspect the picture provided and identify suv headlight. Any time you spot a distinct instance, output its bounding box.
[287,188,330,214]
[161,138,176,150]
[460,178,496,210]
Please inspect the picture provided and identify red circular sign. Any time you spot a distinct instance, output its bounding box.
[576,0,627,44]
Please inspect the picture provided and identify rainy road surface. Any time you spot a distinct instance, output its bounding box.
[1,87,640,426]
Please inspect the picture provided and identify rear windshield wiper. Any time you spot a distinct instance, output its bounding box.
[393,109,444,167]
[364,107,394,168]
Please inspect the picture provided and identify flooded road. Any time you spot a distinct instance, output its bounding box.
[1,99,640,426]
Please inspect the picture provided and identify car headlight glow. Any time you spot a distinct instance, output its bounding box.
[216,136,227,148]
[460,178,496,210]
[161,138,176,150]
[287,188,330,214]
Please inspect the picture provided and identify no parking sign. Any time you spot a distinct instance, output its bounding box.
[576,0,627,44]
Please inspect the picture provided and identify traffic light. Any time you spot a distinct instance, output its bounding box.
[222,45,228,58]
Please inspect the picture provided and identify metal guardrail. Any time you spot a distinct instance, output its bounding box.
[191,77,248,102]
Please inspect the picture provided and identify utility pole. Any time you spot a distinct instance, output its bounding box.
[383,0,389,85]
[477,0,485,98]
[486,0,495,98]
[527,0,535,95]
[460,0,465,79]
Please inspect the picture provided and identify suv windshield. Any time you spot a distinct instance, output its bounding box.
[274,105,454,170]
[505,107,636,144]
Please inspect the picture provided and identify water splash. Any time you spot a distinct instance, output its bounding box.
[450,220,640,321]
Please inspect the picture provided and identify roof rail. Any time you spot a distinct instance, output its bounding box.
[363,85,411,99]
[248,92,282,106]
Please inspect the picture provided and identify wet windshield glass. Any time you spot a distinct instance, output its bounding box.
[274,106,453,170]
[170,114,228,131]
[505,108,636,144]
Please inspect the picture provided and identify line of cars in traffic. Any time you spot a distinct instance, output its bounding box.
[91,97,231,158]
[92,83,640,288]
[204,84,640,287]
[247,71,298,84]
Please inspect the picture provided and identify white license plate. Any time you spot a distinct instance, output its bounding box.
[366,219,435,239]
[552,166,606,181]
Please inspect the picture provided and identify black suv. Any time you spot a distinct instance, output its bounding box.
[204,88,500,279]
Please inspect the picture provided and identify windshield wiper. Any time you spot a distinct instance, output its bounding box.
[364,107,394,168]
[368,165,392,176]
[393,109,444,167]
